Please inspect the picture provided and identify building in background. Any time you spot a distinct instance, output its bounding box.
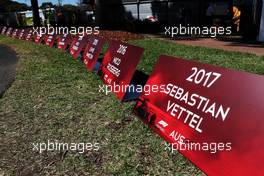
[94,0,233,32]
[18,9,49,26]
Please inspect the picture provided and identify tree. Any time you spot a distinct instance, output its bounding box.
[30,0,41,26]
[0,0,30,12]
[40,2,54,9]
[62,4,77,11]
[82,0,95,5]
[58,0,63,7]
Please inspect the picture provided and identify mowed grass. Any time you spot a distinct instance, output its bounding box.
[132,39,264,75]
[0,35,263,176]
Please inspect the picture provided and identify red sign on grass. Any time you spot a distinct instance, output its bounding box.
[57,34,71,50]
[18,29,26,40]
[44,34,56,47]
[83,36,106,71]
[5,27,13,36]
[25,30,33,41]
[134,55,264,176]
[1,26,7,34]
[100,40,144,100]
[11,29,19,38]
[69,35,89,59]
[35,34,45,44]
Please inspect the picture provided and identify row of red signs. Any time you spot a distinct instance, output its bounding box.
[1,26,263,176]
[0,27,144,101]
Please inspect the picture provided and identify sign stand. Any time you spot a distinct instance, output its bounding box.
[122,70,149,102]
[92,54,104,72]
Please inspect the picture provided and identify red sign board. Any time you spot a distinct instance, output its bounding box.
[18,29,26,40]
[100,40,144,100]
[1,27,7,35]
[5,27,13,36]
[134,55,264,176]
[35,34,45,44]
[11,29,19,38]
[83,36,106,71]
[69,35,89,59]
[44,34,56,47]
[25,30,33,41]
[57,34,71,50]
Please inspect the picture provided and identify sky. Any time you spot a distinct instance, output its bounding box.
[14,0,78,6]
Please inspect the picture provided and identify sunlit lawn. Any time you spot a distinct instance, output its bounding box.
[0,35,263,175]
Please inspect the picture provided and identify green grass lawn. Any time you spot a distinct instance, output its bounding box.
[0,35,263,175]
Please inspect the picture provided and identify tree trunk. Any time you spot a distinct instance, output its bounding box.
[30,0,41,26]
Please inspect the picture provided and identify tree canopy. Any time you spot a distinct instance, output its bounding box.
[0,0,30,12]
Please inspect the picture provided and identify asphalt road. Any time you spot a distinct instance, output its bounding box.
[0,44,18,97]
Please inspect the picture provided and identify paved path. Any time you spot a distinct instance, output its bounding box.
[173,38,264,56]
[0,44,18,97]
[146,35,264,56]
